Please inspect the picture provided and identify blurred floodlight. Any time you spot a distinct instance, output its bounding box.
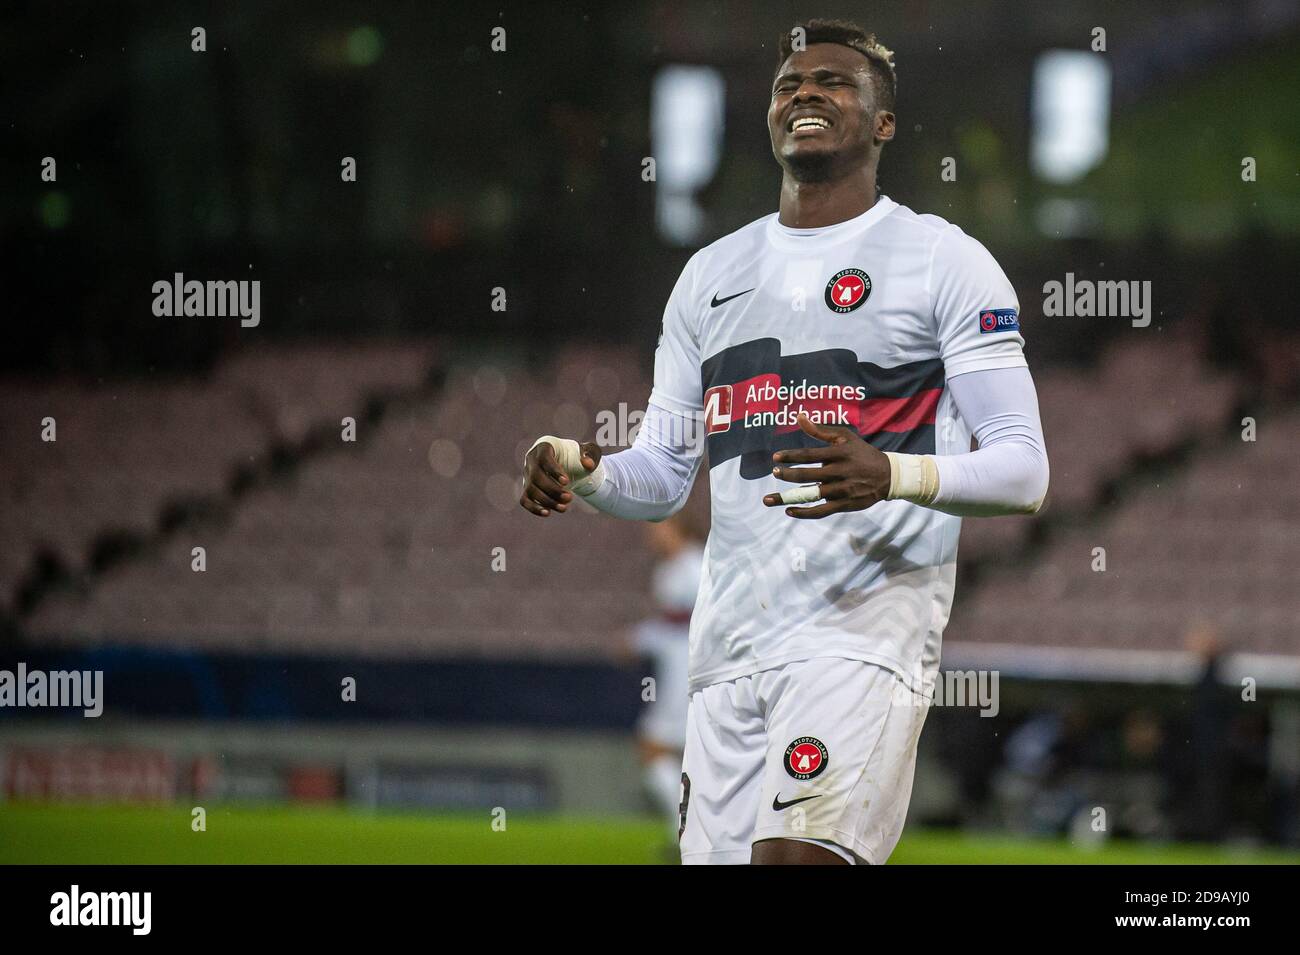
[39,191,71,229]
[651,65,725,244]
[1034,197,1100,238]
[346,26,383,67]
[1030,51,1111,184]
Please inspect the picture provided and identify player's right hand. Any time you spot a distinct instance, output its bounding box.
[519,440,601,517]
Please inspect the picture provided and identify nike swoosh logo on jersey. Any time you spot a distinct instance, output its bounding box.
[772,793,823,811]
[710,288,755,308]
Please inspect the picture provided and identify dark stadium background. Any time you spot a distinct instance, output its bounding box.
[2,0,1298,862]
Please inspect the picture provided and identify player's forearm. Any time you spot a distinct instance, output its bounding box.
[932,439,1047,515]
[583,446,699,521]
[885,366,1049,516]
[886,437,1047,517]
[578,400,703,522]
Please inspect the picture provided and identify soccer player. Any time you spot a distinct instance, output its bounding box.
[519,19,1049,864]
[626,517,704,834]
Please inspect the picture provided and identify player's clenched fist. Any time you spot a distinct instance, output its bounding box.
[519,436,602,517]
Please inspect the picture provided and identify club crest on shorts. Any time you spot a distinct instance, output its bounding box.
[824,268,871,313]
[784,736,829,780]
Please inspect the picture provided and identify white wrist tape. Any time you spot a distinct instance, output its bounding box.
[527,435,605,496]
[884,452,940,505]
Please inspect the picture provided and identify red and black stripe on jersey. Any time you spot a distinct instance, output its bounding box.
[699,337,945,480]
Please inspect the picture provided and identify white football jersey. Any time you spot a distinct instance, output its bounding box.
[650,197,1027,694]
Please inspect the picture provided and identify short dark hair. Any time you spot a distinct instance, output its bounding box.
[778,19,896,111]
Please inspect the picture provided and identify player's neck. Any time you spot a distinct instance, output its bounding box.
[777,167,878,229]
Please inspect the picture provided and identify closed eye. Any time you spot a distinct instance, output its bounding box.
[773,75,854,96]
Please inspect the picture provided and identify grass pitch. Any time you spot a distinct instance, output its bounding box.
[2,803,1295,864]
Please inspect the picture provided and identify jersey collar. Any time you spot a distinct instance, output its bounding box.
[765,195,897,252]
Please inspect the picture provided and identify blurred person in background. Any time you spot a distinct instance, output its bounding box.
[997,704,1094,836]
[625,516,705,837]
[1115,708,1172,841]
[1176,623,1234,841]
[1179,628,1285,845]
[1180,624,1231,840]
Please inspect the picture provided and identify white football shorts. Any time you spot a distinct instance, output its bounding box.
[678,657,931,864]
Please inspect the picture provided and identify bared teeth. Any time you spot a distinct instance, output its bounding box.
[792,117,830,131]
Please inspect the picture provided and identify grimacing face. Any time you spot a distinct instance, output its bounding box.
[767,42,893,180]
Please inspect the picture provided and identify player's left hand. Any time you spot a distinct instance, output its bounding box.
[762,412,891,519]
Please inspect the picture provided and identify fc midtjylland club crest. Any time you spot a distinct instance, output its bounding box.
[784,737,829,780]
[824,268,871,313]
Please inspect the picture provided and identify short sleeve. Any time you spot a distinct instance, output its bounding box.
[931,225,1027,379]
[649,255,704,413]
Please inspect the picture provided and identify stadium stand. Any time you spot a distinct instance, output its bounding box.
[0,342,435,618]
[8,330,1292,671]
[16,344,663,657]
[957,326,1239,566]
[949,406,1300,659]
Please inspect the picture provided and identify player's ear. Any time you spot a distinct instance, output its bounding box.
[874,110,896,144]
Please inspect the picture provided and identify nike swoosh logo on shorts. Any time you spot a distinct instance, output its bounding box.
[710,288,755,308]
[772,793,823,811]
